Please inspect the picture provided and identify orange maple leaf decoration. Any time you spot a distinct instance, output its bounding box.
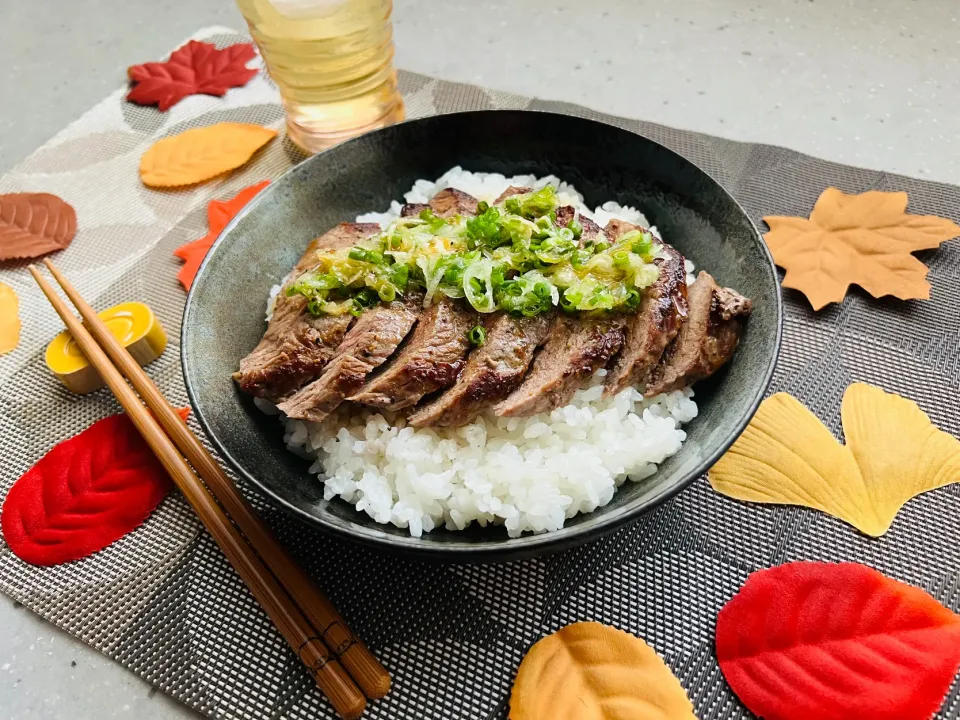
[763,188,960,311]
[173,180,270,290]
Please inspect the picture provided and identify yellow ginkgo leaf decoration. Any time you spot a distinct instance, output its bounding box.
[710,383,960,537]
[139,122,276,188]
[509,622,697,720]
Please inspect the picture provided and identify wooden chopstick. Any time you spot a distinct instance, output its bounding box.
[41,259,391,701]
[29,265,368,720]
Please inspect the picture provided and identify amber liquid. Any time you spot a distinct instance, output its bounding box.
[236,0,404,153]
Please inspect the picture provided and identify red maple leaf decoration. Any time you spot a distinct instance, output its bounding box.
[173,180,270,290]
[1,414,175,566]
[716,562,960,720]
[127,40,259,111]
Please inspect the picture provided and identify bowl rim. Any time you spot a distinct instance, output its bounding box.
[182,109,783,560]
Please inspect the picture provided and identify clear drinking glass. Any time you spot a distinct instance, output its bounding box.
[235,0,405,153]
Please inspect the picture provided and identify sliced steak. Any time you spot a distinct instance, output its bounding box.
[292,222,380,276]
[555,205,575,228]
[276,296,420,423]
[579,214,602,241]
[603,218,647,243]
[400,202,428,217]
[494,185,532,204]
[408,312,552,427]
[429,188,479,218]
[554,205,601,241]
[233,223,379,401]
[604,227,689,396]
[495,314,627,417]
[349,298,477,410]
[643,271,752,397]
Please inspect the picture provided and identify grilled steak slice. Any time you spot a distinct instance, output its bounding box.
[233,223,379,401]
[555,205,575,228]
[350,298,477,410]
[408,313,552,427]
[292,222,381,277]
[603,218,647,243]
[553,205,601,241]
[494,186,532,204]
[277,297,420,423]
[495,314,627,417]
[643,271,752,396]
[400,203,428,217]
[604,228,689,396]
[429,188,479,218]
[579,215,602,240]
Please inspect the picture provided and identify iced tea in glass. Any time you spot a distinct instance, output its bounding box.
[235,0,404,153]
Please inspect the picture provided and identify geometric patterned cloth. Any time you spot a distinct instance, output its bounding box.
[2,26,959,720]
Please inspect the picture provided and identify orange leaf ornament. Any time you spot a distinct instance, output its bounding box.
[709,383,960,536]
[0,282,21,354]
[139,122,276,188]
[509,622,696,720]
[763,188,960,310]
[173,180,269,290]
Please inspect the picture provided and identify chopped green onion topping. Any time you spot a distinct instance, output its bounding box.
[467,325,486,346]
[287,185,662,318]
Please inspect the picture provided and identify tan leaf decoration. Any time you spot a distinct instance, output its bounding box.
[139,122,277,188]
[764,188,960,310]
[0,193,78,260]
[710,384,960,537]
[509,622,697,720]
[0,283,20,354]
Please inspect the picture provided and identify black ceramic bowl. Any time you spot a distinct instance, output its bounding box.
[182,110,781,562]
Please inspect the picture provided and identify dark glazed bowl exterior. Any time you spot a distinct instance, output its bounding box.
[182,110,782,562]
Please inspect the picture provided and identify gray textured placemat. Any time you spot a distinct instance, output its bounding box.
[2,26,959,720]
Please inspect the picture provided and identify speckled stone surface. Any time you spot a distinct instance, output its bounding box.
[2,0,959,183]
[1,0,958,717]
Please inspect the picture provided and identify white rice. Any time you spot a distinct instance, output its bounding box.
[261,168,699,537]
[355,165,652,235]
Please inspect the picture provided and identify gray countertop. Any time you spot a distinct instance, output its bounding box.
[1,0,958,717]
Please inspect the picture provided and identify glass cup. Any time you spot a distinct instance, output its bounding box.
[235,0,405,153]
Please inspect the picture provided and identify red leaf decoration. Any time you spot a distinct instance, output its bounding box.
[1,414,173,566]
[716,562,960,720]
[173,180,269,290]
[0,192,77,260]
[127,40,259,111]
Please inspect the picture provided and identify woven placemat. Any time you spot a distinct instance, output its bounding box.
[2,26,960,720]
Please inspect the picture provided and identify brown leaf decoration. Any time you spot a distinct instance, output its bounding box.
[0,193,78,261]
[139,122,277,188]
[763,188,960,310]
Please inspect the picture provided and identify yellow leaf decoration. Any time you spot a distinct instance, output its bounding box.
[0,282,21,355]
[139,122,276,188]
[710,384,960,537]
[764,188,960,310]
[509,622,697,720]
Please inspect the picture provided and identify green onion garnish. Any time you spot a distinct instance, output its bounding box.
[288,185,661,318]
[467,325,486,346]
